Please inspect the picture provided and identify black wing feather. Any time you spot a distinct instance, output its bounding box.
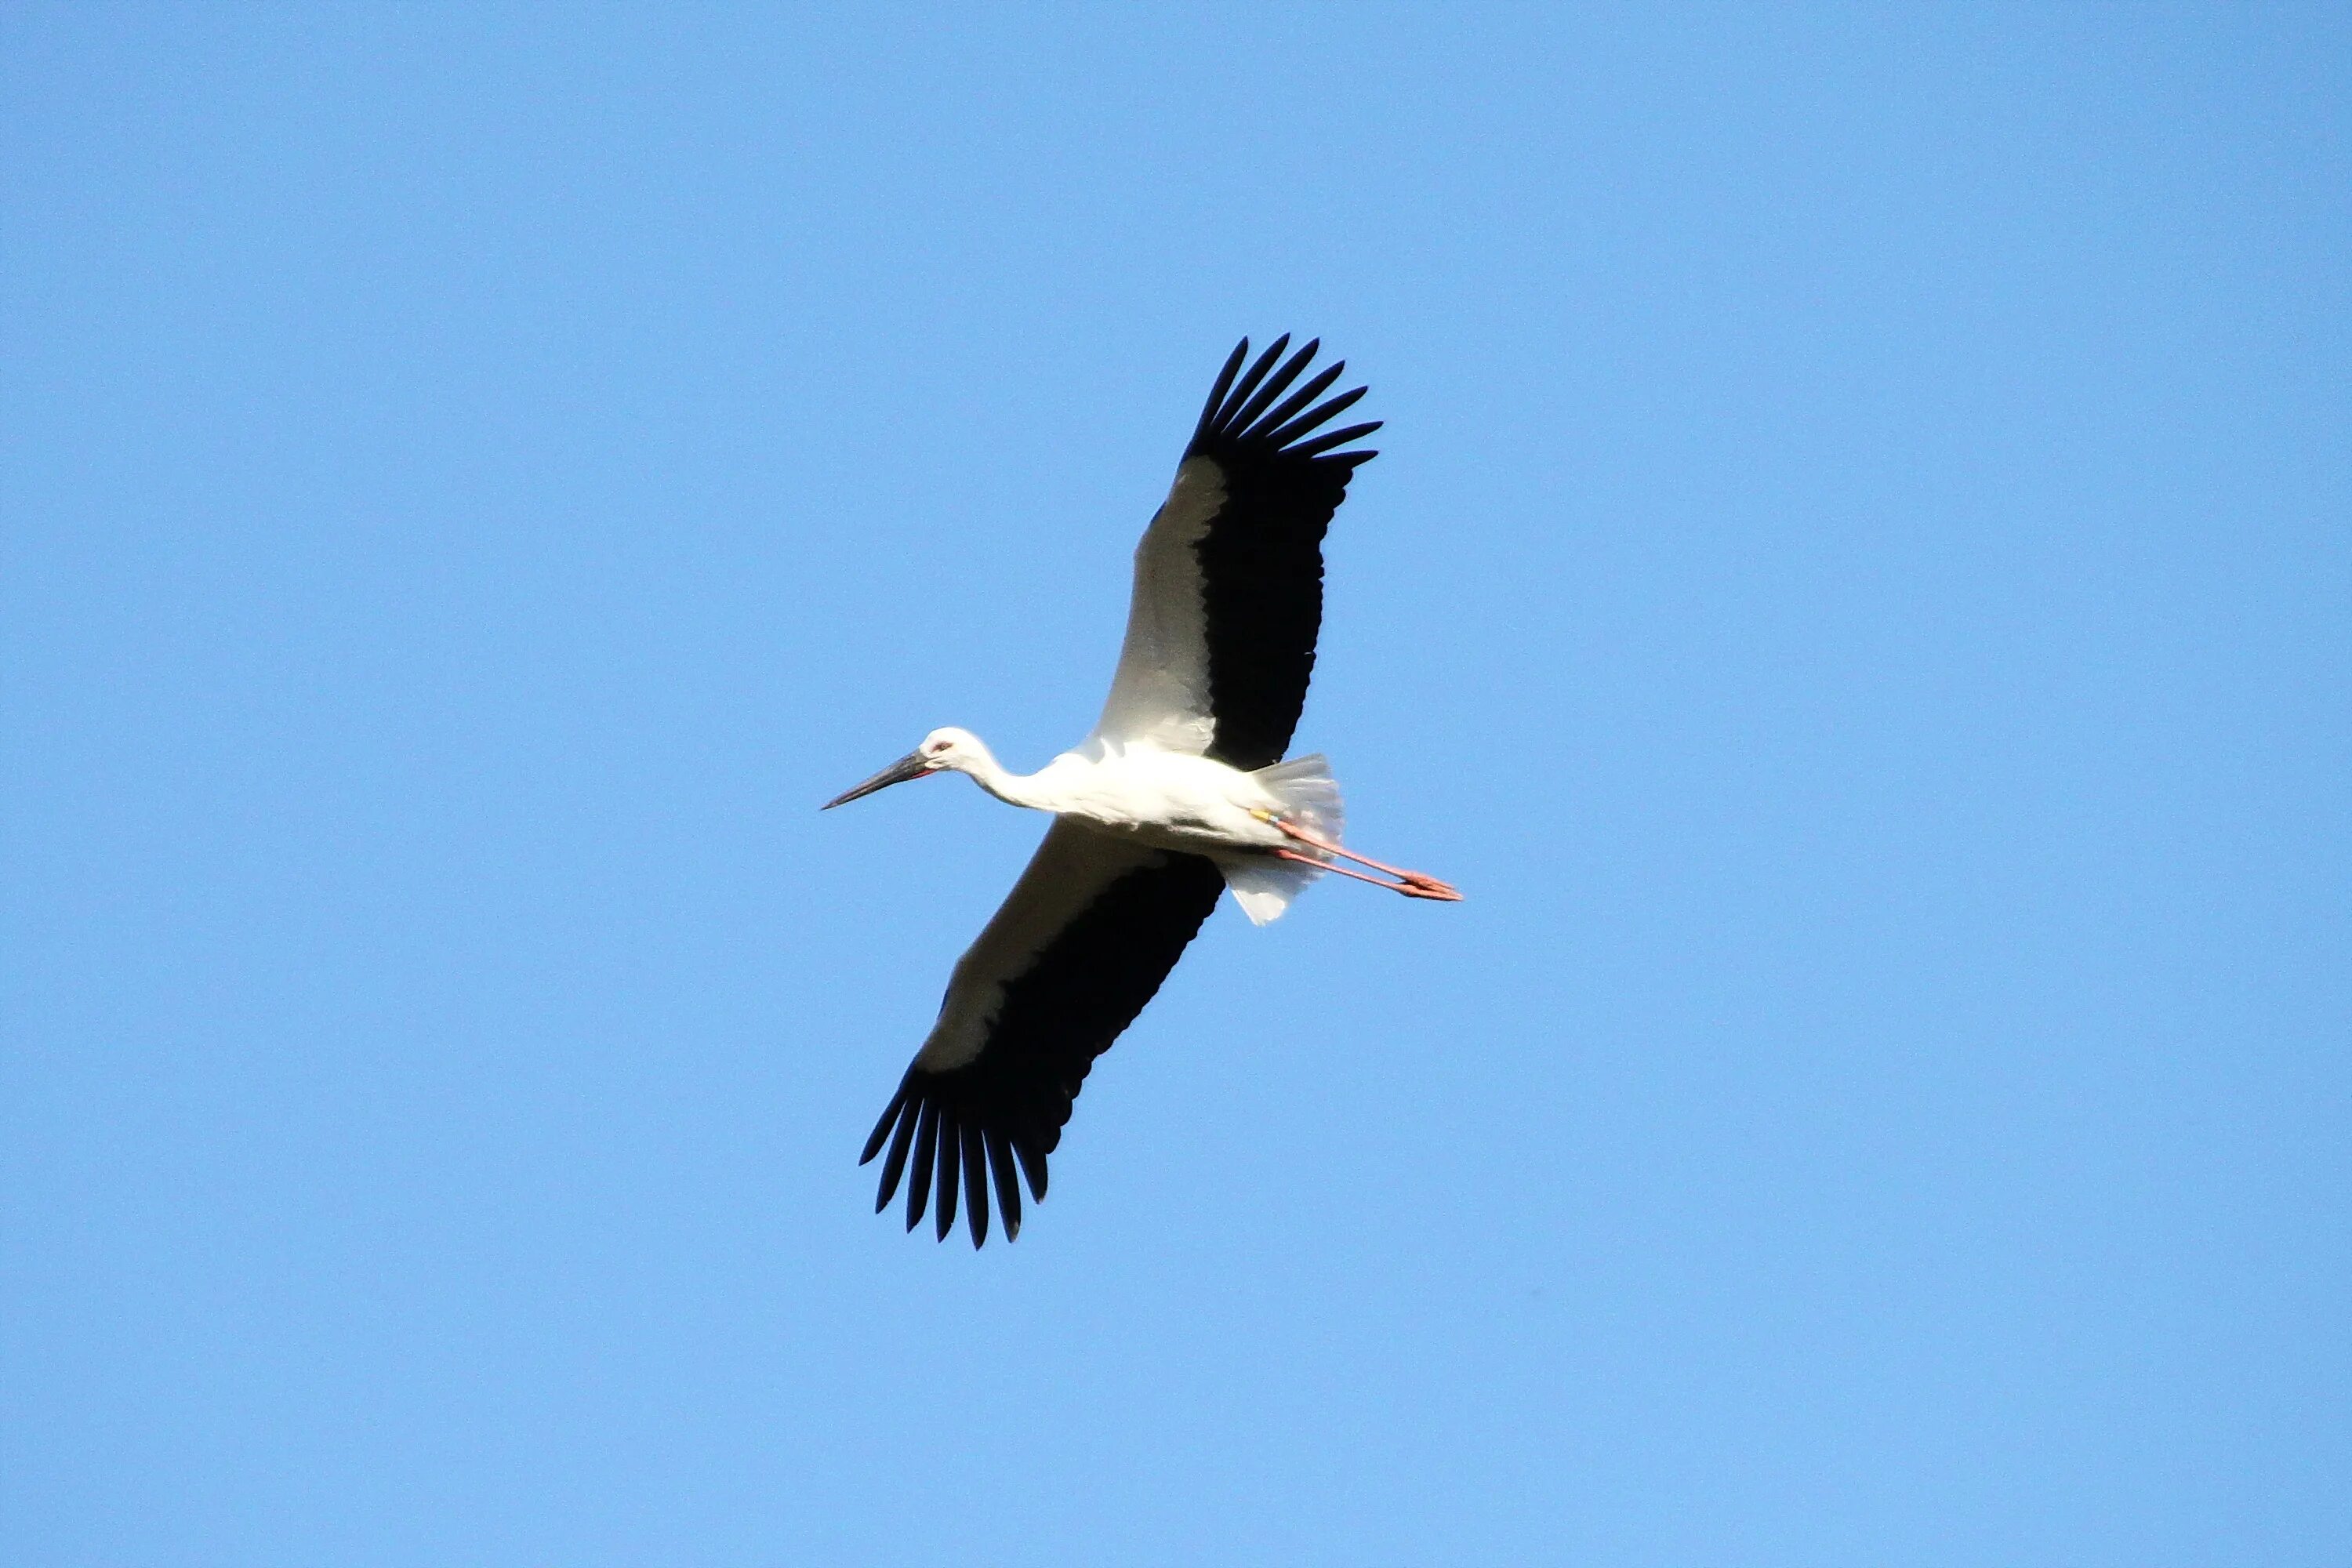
[962,1123,992,1247]
[1185,336,1381,770]
[870,1093,917,1214]
[1218,336,1292,427]
[1268,386,1368,449]
[860,850,1225,1247]
[1191,340,1250,441]
[932,1107,960,1241]
[905,1098,938,1232]
[1227,339,1320,435]
[1287,419,1381,461]
[987,1127,1023,1240]
[861,1083,908,1164]
[1254,361,1347,443]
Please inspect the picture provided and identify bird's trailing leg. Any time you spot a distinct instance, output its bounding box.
[1258,813,1462,902]
[1274,848,1462,898]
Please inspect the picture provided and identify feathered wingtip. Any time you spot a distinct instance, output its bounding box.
[1191,336,1381,466]
[860,1073,1045,1249]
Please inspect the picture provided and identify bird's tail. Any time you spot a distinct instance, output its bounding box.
[1215,754,1345,926]
[1253,752,1345,843]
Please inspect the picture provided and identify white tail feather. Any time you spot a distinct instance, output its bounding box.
[1253,753,1345,841]
[1217,854,1315,925]
[1216,754,1347,925]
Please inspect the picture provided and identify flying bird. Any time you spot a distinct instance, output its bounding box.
[826,336,1459,1247]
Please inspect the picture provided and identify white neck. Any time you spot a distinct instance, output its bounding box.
[950,737,1055,811]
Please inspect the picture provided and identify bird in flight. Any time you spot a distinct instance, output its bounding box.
[826,336,1459,1247]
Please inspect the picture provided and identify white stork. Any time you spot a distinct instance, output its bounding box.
[825,336,1459,1247]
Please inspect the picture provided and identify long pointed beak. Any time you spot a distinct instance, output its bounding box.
[822,751,935,810]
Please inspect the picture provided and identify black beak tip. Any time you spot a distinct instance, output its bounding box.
[822,750,935,811]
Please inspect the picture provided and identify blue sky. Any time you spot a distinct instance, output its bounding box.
[4,6,2346,1563]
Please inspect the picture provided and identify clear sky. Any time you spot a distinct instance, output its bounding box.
[4,7,2347,1564]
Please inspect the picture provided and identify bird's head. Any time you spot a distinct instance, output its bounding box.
[822,727,985,808]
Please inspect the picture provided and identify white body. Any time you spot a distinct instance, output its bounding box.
[981,743,1287,855]
[920,728,1344,929]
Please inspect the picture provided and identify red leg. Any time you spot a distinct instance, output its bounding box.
[1272,848,1464,902]
[1264,817,1461,900]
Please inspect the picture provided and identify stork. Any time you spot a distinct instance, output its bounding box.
[826,336,1459,1247]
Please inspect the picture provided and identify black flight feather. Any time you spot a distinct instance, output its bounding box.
[905,1098,938,1232]
[963,1124,992,1248]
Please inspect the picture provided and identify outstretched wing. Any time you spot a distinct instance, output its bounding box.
[1091,336,1381,770]
[860,821,1225,1247]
